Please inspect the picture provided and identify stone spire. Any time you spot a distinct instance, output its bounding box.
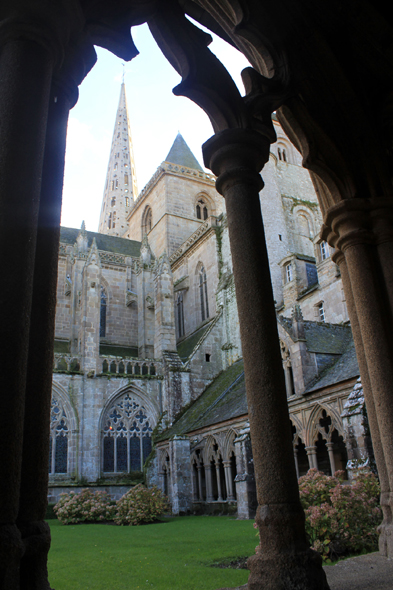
[98,82,138,236]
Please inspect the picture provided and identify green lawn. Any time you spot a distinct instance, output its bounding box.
[48,516,255,590]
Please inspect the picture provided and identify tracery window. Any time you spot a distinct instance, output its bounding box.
[142,206,152,236]
[199,266,209,322]
[176,292,185,338]
[100,286,107,337]
[48,396,69,474]
[102,393,154,473]
[196,198,208,220]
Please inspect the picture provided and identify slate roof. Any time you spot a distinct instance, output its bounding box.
[305,338,359,393]
[156,360,246,441]
[159,324,359,442]
[60,226,141,257]
[164,133,204,171]
[278,316,352,354]
[177,321,214,361]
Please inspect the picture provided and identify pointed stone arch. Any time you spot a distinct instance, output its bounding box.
[141,204,153,236]
[307,403,343,446]
[49,382,78,477]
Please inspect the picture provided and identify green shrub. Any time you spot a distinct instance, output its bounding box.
[298,468,381,560]
[114,484,169,526]
[54,489,116,525]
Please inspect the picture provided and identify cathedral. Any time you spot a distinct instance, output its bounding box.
[49,82,371,517]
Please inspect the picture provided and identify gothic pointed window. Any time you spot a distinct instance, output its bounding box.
[196,198,208,220]
[177,292,185,338]
[100,286,107,337]
[111,197,116,207]
[102,393,154,474]
[199,266,209,322]
[49,396,69,474]
[142,206,152,236]
[108,213,112,229]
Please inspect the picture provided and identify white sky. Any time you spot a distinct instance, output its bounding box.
[61,22,250,231]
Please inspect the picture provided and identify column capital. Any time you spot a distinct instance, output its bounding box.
[305,446,317,455]
[0,1,87,69]
[203,128,271,196]
[321,198,393,258]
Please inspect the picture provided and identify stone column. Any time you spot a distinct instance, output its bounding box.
[0,37,54,588]
[17,78,76,589]
[215,463,223,501]
[223,461,235,501]
[323,200,393,556]
[326,443,336,476]
[205,465,214,502]
[306,446,318,470]
[204,128,329,589]
[197,466,204,501]
[192,467,199,501]
[293,449,300,479]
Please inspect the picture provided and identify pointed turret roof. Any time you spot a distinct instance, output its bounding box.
[98,82,138,236]
[164,133,203,171]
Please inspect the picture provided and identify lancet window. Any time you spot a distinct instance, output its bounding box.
[48,396,69,474]
[142,206,153,236]
[102,393,154,473]
[199,266,209,322]
[100,286,107,337]
[176,292,185,338]
[196,198,208,220]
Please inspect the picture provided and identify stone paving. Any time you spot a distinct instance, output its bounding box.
[217,552,393,590]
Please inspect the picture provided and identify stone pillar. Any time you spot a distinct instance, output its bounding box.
[326,443,336,476]
[293,449,300,479]
[0,37,53,588]
[234,432,257,519]
[17,79,76,589]
[204,128,329,589]
[169,436,191,515]
[192,467,199,501]
[323,199,393,556]
[223,461,235,501]
[197,465,204,501]
[205,465,215,502]
[306,446,318,470]
[215,463,223,501]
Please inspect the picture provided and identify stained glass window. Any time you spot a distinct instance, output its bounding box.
[102,393,155,474]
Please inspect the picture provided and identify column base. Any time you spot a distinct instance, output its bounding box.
[18,520,53,590]
[247,547,330,590]
[0,523,24,590]
[378,522,393,558]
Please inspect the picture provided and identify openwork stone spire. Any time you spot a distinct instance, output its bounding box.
[98,82,138,236]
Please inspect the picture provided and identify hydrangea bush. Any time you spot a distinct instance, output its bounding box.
[54,484,169,526]
[298,468,381,560]
[54,488,116,524]
[114,484,169,526]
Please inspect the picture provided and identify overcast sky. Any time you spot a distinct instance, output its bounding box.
[61,22,250,231]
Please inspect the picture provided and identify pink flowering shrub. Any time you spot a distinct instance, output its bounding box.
[299,468,381,560]
[114,484,169,526]
[54,488,116,524]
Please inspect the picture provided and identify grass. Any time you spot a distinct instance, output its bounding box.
[47,515,255,590]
